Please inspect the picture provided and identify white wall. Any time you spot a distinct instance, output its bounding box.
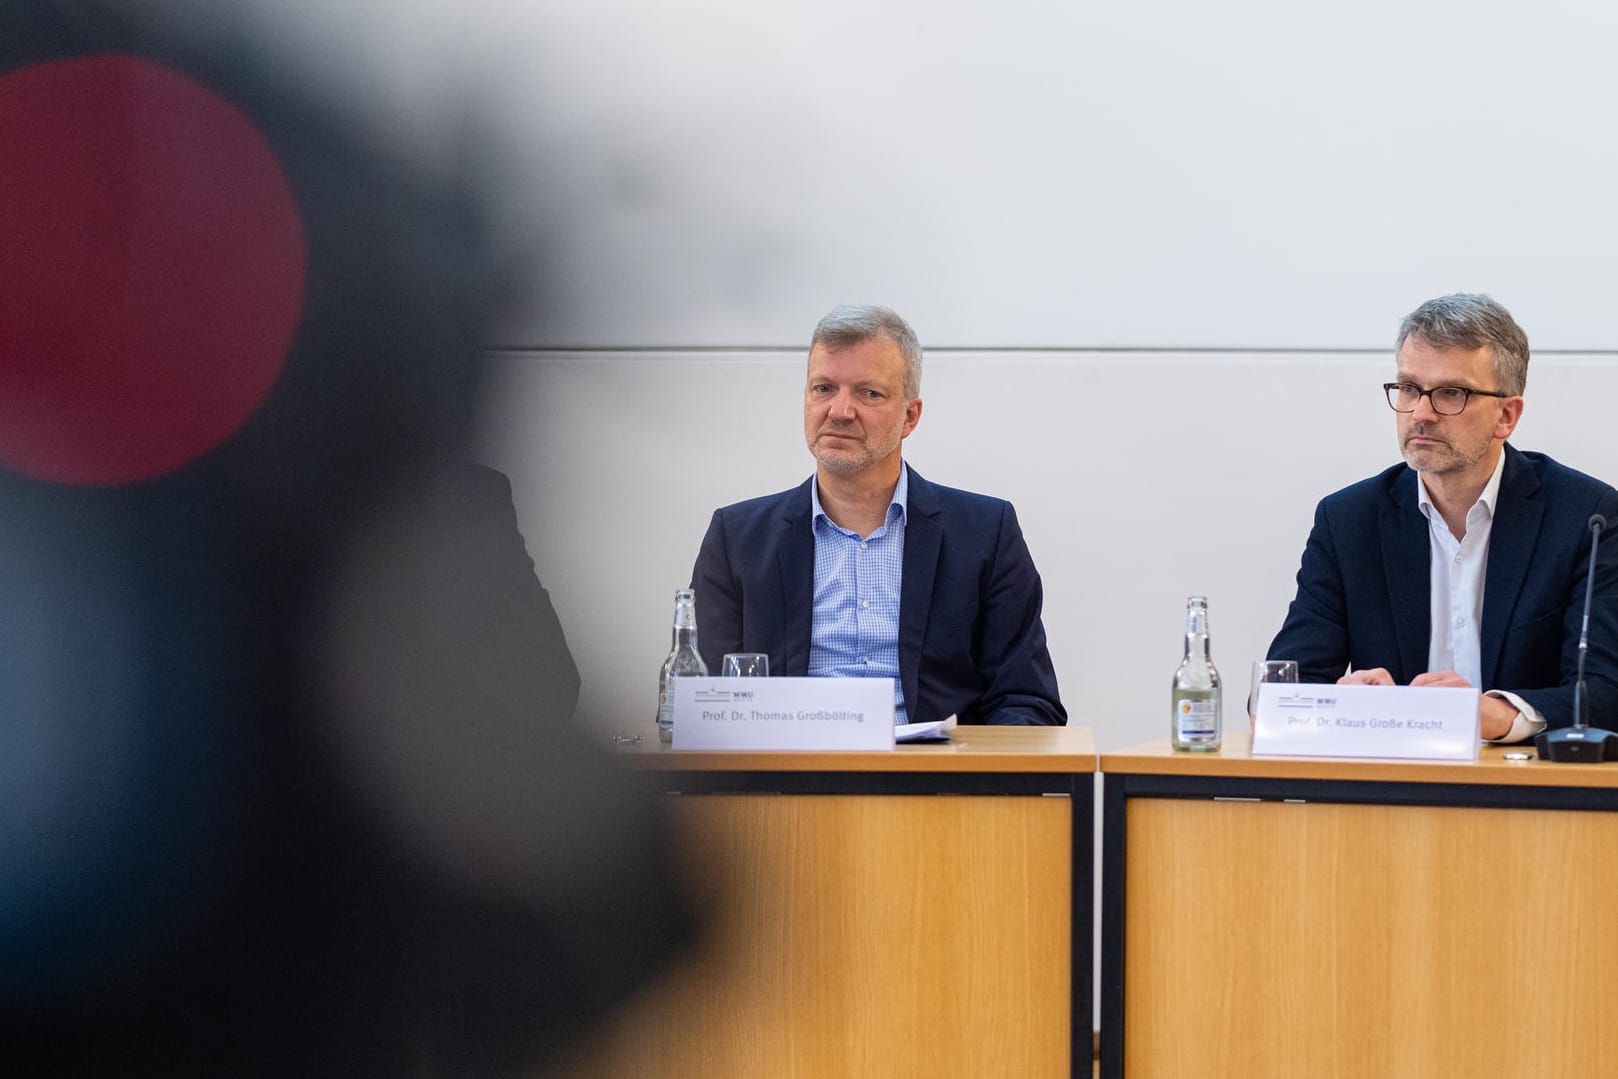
[192,0,1618,351]
[482,350,1617,751]
[458,0,1618,352]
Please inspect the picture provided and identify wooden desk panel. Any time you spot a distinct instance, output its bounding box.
[1101,736,1618,1079]
[566,727,1094,1078]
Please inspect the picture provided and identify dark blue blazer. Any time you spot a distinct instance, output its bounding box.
[690,467,1066,726]
[1268,446,1618,729]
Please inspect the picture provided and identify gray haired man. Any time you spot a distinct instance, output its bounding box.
[690,305,1067,726]
[1269,293,1618,741]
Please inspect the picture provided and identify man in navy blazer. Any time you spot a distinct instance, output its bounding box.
[691,305,1065,726]
[1269,294,1618,741]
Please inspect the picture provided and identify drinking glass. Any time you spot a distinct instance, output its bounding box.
[723,653,769,677]
[1249,659,1299,727]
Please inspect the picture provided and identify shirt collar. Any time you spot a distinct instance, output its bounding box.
[811,462,909,528]
[1415,448,1506,523]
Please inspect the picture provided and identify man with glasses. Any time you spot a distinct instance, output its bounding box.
[1268,293,1618,741]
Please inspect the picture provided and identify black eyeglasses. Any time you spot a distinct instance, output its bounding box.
[1383,382,1512,416]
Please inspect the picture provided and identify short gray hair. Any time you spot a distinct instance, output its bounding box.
[810,305,922,400]
[1396,293,1529,396]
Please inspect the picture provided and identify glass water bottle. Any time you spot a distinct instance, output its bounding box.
[1171,595,1222,751]
[655,588,707,743]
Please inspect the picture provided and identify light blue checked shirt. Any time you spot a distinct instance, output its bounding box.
[808,464,909,724]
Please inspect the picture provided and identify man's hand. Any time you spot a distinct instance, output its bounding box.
[1409,670,1470,689]
[1411,672,1516,739]
[1340,669,1517,738]
[1476,694,1518,740]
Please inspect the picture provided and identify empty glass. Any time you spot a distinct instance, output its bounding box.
[1249,659,1299,727]
[723,653,769,677]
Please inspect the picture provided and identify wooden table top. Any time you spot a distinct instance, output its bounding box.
[615,724,1096,774]
[1102,730,1618,788]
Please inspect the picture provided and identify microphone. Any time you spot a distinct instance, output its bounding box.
[1536,514,1618,761]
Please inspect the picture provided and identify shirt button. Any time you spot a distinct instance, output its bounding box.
[860,599,869,609]
[861,657,870,665]
[1455,616,1466,627]
[859,542,868,551]
[1454,553,1463,564]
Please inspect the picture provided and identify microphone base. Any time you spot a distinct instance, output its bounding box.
[1534,726,1618,762]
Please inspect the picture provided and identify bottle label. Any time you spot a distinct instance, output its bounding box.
[1176,698,1218,736]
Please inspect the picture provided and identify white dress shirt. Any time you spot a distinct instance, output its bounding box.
[1416,452,1545,744]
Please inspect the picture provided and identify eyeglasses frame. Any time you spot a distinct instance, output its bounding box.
[1382,381,1514,416]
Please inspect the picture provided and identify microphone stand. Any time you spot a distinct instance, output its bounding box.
[1536,515,1618,761]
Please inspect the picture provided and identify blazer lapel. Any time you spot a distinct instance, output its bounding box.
[898,468,942,717]
[1481,447,1543,688]
[776,478,816,677]
[1380,467,1432,682]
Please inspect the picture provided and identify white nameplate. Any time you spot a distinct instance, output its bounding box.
[1252,683,1480,761]
[672,677,896,751]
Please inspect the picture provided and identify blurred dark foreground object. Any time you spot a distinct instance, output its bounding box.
[0,3,695,1075]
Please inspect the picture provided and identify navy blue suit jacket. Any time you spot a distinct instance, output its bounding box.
[690,467,1066,726]
[1268,446,1618,729]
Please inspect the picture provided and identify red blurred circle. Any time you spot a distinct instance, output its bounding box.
[0,55,306,486]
